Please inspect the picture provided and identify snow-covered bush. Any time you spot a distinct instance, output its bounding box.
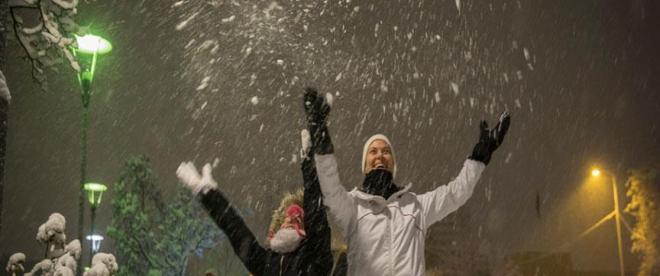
[35,213,68,258]
[36,212,67,243]
[65,239,82,260]
[4,213,107,276]
[53,266,75,276]
[88,253,118,275]
[84,263,109,276]
[24,259,54,276]
[5,253,25,276]
[83,253,118,276]
[55,253,76,274]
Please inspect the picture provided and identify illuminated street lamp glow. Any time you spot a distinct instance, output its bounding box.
[86,234,104,252]
[84,183,107,207]
[74,34,112,95]
[591,169,601,177]
[586,166,625,276]
[75,34,113,55]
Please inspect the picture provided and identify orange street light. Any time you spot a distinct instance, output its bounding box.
[590,167,624,276]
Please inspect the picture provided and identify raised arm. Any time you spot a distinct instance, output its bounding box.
[176,162,268,275]
[419,112,510,227]
[315,154,356,236]
[418,160,485,226]
[299,129,333,275]
[300,130,329,236]
[303,87,356,236]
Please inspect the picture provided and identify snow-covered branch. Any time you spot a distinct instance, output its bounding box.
[5,253,25,276]
[8,0,40,7]
[51,0,79,10]
[0,70,10,103]
[9,0,82,88]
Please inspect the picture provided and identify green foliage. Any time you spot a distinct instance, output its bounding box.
[107,155,223,276]
[625,167,660,276]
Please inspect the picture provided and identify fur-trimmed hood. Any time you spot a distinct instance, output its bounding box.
[267,188,304,238]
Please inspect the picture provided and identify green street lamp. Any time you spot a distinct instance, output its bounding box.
[84,183,107,266]
[84,182,107,207]
[73,33,112,273]
[74,34,113,107]
[76,34,113,55]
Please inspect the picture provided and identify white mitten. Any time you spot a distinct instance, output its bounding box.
[200,163,218,193]
[176,161,217,195]
[300,129,311,159]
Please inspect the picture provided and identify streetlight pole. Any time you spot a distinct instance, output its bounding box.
[78,72,90,272]
[611,175,625,276]
[73,34,112,274]
[592,168,625,276]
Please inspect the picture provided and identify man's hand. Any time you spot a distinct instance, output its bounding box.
[469,111,511,165]
[303,87,334,154]
[176,161,218,195]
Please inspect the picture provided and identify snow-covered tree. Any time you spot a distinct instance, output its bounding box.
[107,155,224,276]
[2,0,83,235]
[5,213,88,276]
[625,167,660,276]
[36,212,68,259]
[5,253,26,276]
[8,0,81,87]
[83,253,118,276]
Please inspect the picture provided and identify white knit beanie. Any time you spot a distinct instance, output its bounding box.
[361,134,396,179]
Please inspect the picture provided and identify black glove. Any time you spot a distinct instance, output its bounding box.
[303,87,334,154]
[469,111,511,165]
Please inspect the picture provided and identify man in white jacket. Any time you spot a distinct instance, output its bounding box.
[302,87,511,276]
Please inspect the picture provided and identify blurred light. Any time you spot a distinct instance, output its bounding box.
[84,183,107,207]
[84,183,107,192]
[86,234,104,241]
[75,34,113,55]
[591,169,601,177]
[86,234,104,252]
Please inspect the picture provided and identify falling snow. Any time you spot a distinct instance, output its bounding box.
[4,1,659,275]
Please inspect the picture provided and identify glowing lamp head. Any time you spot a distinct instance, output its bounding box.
[86,234,104,252]
[75,34,113,55]
[591,169,602,177]
[84,183,107,207]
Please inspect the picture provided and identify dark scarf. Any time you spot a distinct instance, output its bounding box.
[361,169,400,199]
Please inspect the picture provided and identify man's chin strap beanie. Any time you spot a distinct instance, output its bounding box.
[361,134,397,179]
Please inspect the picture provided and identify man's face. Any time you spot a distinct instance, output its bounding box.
[365,139,394,174]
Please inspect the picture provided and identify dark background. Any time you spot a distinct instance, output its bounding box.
[2,0,659,274]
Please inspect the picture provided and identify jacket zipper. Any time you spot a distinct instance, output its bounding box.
[279,255,285,276]
[389,208,394,276]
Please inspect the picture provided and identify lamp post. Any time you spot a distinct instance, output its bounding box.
[84,182,107,266]
[590,168,625,276]
[72,33,112,273]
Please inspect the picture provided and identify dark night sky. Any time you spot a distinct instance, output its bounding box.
[2,0,659,273]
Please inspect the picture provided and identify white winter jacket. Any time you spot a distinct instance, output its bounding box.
[315,154,485,276]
